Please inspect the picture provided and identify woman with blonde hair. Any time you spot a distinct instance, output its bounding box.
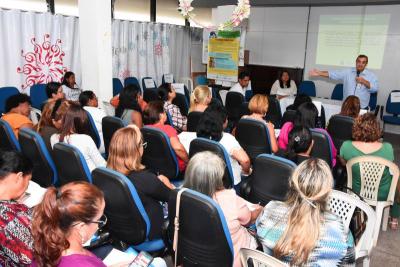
[189,85,211,113]
[241,94,278,153]
[256,158,355,266]
[107,125,173,240]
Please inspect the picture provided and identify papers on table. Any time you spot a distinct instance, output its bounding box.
[312,100,322,116]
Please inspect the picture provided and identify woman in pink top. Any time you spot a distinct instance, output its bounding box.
[183,151,262,267]
[278,102,337,166]
[31,182,107,267]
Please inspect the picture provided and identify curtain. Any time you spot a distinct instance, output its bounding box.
[0,9,81,94]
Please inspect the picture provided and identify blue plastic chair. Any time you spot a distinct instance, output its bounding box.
[331,84,343,100]
[298,81,316,97]
[382,90,400,130]
[0,87,19,114]
[0,119,21,151]
[113,78,123,97]
[30,84,48,110]
[124,77,140,88]
[86,111,101,149]
[196,75,208,86]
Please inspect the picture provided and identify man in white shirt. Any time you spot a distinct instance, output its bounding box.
[229,71,251,97]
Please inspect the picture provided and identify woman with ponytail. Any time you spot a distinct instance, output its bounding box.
[283,126,314,165]
[189,85,211,113]
[31,182,106,267]
[256,159,355,266]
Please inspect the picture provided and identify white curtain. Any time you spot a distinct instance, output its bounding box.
[112,20,191,86]
[0,9,81,94]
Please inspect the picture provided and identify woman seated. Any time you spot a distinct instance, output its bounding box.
[143,101,188,172]
[51,100,73,130]
[107,125,173,239]
[35,99,59,152]
[189,85,211,113]
[32,182,107,267]
[179,107,251,186]
[0,151,34,266]
[50,102,106,172]
[79,91,107,153]
[285,93,311,111]
[110,86,147,111]
[340,112,399,229]
[2,93,33,138]
[256,158,355,266]
[339,95,361,118]
[62,71,82,101]
[183,151,262,267]
[115,84,143,127]
[278,126,313,165]
[158,83,187,132]
[279,102,337,166]
[241,94,278,153]
[270,70,297,99]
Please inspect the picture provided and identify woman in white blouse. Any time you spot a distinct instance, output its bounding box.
[50,102,106,172]
[270,70,297,99]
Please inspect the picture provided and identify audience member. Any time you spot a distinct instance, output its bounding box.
[31,182,107,267]
[79,91,106,153]
[230,71,251,96]
[115,84,143,127]
[143,101,188,171]
[158,83,187,131]
[279,102,337,166]
[339,95,361,118]
[241,94,278,153]
[46,82,64,102]
[62,71,82,101]
[110,88,148,111]
[183,151,262,267]
[281,126,313,165]
[50,102,106,172]
[189,85,211,113]
[107,125,173,239]
[270,70,297,99]
[285,94,311,111]
[256,159,355,266]
[51,100,73,130]
[2,93,33,138]
[0,151,33,266]
[340,112,399,229]
[35,99,59,152]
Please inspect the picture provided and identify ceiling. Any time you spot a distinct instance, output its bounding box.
[192,0,400,7]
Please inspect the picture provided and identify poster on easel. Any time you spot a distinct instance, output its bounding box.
[207,38,240,82]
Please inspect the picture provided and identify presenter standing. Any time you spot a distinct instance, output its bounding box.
[309,55,378,109]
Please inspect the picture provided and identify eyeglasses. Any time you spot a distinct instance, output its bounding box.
[89,214,108,228]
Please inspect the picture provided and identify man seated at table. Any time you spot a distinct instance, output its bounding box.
[229,71,251,97]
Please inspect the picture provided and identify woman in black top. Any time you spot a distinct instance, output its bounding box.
[281,126,314,165]
[107,125,174,239]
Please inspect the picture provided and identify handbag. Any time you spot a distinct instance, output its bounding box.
[343,187,367,244]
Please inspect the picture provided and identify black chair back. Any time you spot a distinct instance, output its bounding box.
[310,129,333,168]
[327,115,354,150]
[102,116,126,156]
[236,118,272,162]
[187,112,202,132]
[52,143,92,185]
[19,129,58,187]
[168,189,234,267]
[246,154,296,205]
[225,92,244,122]
[141,127,179,179]
[172,93,189,116]
[189,138,234,188]
[265,96,282,128]
[0,119,20,151]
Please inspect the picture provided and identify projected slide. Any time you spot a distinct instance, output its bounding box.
[316,14,390,69]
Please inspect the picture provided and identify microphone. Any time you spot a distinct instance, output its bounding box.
[354,70,361,95]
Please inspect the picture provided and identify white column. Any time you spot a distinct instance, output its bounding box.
[78,0,112,103]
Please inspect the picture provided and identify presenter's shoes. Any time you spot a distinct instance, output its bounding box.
[389,217,399,230]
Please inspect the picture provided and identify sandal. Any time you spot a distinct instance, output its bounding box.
[389,217,399,230]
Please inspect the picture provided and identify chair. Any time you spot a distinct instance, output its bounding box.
[142,77,157,90]
[52,142,92,185]
[102,116,126,156]
[18,128,58,187]
[172,93,189,116]
[86,111,101,149]
[245,90,253,102]
[219,89,229,106]
[331,84,344,100]
[141,127,179,180]
[328,190,376,266]
[124,77,140,88]
[298,81,316,97]
[178,77,194,94]
[327,115,354,150]
[310,129,333,168]
[0,119,21,151]
[239,248,288,267]
[0,87,19,114]
[382,90,400,130]
[162,73,175,84]
[30,84,48,110]
[92,167,165,252]
[225,91,244,123]
[187,111,202,132]
[189,138,235,189]
[143,88,159,103]
[242,154,296,205]
[236,118,272,162]
[265,96,282,129]
[346,156,399,246]
[196,75,208,86]
[168,189,233,267]
[112,78,123,97]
